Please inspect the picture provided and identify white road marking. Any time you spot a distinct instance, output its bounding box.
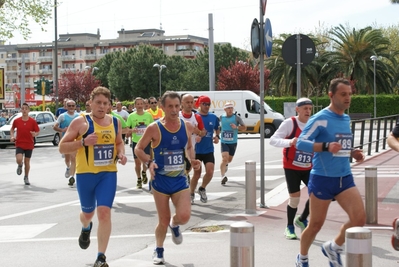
[0,224,56,240]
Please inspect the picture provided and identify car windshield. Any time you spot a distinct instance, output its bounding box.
[5,113,36,125]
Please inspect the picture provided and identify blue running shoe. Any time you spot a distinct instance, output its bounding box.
[321,240,343,267]
[294,215,308,232]
[295,254,309,267]
[169,225,183,245]
[153,247,165,265]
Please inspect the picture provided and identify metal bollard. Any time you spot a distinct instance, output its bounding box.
[230,221,254,267]
[365,166,378,224]
[346,227,372,267]
[245,160,256,214]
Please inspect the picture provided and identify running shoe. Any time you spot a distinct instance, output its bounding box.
[294,215,308,232]
[169,225,183,245]
[190,193,195,205]
[93,254,108,267]
[198,187,207,203]
[16,164,22,175]
[153,247,165,265]
[142,171,148,184]
[321,240,343,267]
[23,177,30,185]
[65,167,70,178]
[78,222,92,249]
[68,177,75,186]
[295,254,309,267]
[137,178,142,189]
[221,176,228,185]
[284,225,297,240]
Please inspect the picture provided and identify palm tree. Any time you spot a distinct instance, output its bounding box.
[328,24,396,94]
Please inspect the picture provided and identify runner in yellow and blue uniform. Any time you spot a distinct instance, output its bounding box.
[59,86,127,267]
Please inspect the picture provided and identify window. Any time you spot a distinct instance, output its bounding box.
[44,113,54,123]
[246,100,260,114]
[36,114,44,124]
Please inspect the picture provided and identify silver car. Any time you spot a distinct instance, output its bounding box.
[0,111,60,149]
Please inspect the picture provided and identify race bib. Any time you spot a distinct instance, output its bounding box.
[136,124,147,136]
[292,150,313,168]
[222,130,234,142]
[93,144,114,166]
[163,149,184,172]
[333,133,352,157]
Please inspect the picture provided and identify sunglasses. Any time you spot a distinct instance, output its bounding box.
[201,103,211,106]
[150,102,157,104]
[67,105,75,107]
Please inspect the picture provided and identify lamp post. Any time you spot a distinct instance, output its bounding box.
[370,55,378,119]
[153,63,166,97]
[85,66,99,75]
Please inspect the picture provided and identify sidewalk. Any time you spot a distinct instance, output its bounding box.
[108,150,399,267]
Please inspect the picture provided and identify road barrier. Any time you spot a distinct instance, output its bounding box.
[230,221,254,267]
[346,227,372,267]
[245,160,256,214]
[365,166,378,224]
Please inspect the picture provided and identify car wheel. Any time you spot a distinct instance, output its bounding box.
[0,144,7,149]
[52,133,60,146]
[263,124,275,138]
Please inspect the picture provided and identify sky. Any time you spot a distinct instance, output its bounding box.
[7,0,399,50]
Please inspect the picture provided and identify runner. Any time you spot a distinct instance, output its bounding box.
[147,96,164,120]
[219,102,246,185]
[134,91,200,265]
[59,86,127,267]
[269,97,313,240]
[189,95,220,204]
[126,97,154,189]
[10,103,40,185]
[53,99,80,186]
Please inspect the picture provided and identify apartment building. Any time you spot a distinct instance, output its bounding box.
[0,28,209,109]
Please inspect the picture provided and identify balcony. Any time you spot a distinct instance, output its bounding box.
[5,58,18,63]
[38,69,53,75]
[5,70,17,76]
[59,68,77,74]
[84,54,97,60]
[61,55,75,61]
[37,56,53,62]
[17,57,31,63]
[17,70,31,75]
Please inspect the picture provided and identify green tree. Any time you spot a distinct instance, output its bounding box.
[328,24,396,94]
[0,0,53,40]
[93,50,122,89]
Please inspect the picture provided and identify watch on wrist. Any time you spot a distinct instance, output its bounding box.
[145,160,153,168]
[322,142,330,151]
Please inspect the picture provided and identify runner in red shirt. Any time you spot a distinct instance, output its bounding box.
[10,103,40,185]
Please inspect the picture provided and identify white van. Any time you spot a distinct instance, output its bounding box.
[177,90,284,138]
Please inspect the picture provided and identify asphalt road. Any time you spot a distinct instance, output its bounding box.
[0,134,286,267]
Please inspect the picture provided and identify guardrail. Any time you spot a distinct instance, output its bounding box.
[351,115,398,160]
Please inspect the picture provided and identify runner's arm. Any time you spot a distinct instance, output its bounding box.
[59,117,85,154]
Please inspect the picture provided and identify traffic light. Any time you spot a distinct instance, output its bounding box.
[34,79,42,95]
[46,80,53,95]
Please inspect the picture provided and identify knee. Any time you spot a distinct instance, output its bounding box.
[288,197,300,209]
[176,213,190,225]
[308,220,324,233]
[159,216,171,228]
[97,207,111,222]
[353,211,366,226]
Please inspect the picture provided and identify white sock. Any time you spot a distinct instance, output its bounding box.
[299,254,308,260]
[331,240,342,250]
[170,218,178,228]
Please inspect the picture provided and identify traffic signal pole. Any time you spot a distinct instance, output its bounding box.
[41,79,46,111]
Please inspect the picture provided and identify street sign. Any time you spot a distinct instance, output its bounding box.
[250,18,260,59]
[264,18,272,58]
[282,34,316,67]
[262,0,267,16]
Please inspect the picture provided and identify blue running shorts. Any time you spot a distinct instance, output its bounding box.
[76,172,117,213]
[308,173,355,200]
[151,174,189,196]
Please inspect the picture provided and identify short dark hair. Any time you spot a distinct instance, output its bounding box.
[22,103,30,108]
[161,91,181,107]
[329,78,351,95]
[90,86,111,101]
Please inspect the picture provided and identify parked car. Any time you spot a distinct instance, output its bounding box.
[0,111,60,149]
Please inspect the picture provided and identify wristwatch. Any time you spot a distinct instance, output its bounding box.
[145,160,153,168]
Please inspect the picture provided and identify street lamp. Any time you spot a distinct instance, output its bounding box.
[85,66,99,75]
[153,63,166,97]
[370,55,378,119]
